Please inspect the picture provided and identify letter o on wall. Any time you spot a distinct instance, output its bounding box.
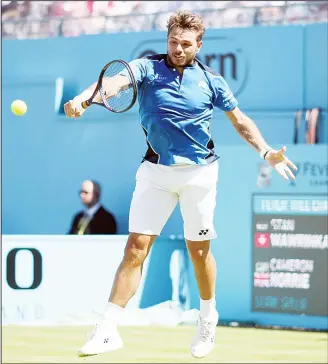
[6,248,43,290]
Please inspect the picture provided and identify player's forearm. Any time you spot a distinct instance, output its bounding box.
[74,82,100,104]
[102,75,131,96]
[74,75,130,105]
[231,112,271,153]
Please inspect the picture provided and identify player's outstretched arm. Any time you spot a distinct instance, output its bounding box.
[64,75,130,118]
[225,107,297,181]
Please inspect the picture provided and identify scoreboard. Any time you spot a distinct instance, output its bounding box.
[252,194,328,316]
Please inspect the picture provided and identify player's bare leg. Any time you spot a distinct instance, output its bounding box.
[109,233,157,306]
[187,240,216,299]
[187,240,218,358]
[78,233,156,357]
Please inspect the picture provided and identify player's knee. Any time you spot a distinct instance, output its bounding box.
[187,241,210,264]
[123,234,152,267]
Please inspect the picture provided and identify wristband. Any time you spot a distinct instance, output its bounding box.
[260,148,272,160]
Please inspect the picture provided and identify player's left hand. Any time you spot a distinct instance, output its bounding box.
[265,146,297,181]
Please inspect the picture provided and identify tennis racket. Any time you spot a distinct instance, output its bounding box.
[81,59,137,113]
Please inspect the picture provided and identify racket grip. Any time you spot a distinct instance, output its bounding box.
[81,101,90,109]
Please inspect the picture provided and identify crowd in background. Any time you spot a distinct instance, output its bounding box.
[2,1,328,39]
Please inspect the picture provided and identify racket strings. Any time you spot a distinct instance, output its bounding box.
[101,62,135,113]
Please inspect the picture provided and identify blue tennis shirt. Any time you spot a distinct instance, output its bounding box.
[128,54,238,166]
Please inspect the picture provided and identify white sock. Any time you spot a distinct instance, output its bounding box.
[200,297,217,320]
[103,302,124,325]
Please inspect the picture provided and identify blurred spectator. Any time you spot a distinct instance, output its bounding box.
[2,0,327,39]
[68,180,117,235]
[257,5,285,25]
[1,1,20,21]
[2,0,30,20]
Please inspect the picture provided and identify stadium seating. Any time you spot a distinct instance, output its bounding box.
[2,1,327,39]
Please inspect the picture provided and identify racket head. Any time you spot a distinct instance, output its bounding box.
[85,59,138,113]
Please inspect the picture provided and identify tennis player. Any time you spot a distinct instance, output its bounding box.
[64,10,297,359]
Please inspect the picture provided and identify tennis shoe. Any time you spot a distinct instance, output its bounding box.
[77,318,123,357]
[190,312,218,358]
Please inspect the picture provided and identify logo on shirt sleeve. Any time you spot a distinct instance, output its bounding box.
[222,89,233,99]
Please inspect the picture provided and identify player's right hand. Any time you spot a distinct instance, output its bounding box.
[64,98,86,118]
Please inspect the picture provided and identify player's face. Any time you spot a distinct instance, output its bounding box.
[167,27,202,67]
[80,180,95,207]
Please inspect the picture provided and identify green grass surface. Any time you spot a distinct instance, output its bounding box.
[2,325,327,363]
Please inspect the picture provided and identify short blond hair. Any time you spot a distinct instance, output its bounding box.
[167,10,205,41]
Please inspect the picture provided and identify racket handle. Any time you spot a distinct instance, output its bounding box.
[81,101,90,109]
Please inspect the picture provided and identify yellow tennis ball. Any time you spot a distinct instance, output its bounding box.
[11,100,27,116]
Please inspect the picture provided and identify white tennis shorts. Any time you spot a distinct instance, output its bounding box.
[129,160,219,241]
